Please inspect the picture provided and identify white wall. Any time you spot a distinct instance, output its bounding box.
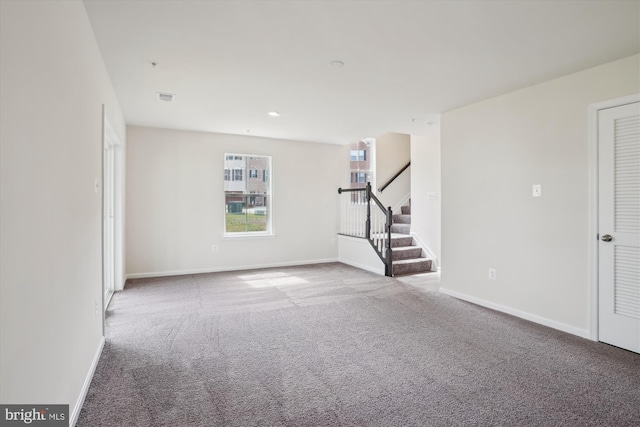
[0,0,126,421]
[337,235,385,275]
[440,54,640,337]
[375,132,411,210]
[126,126,345,277]
[410,127,441,267]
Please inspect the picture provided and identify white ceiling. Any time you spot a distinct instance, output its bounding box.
[84,0,639,144]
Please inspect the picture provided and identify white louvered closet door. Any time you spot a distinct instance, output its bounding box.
[598,101,640,353]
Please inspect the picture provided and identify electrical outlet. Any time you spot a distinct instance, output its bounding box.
[488,268,496,280]
[532,184,541,197]
[330,238,336,245]
[94,300,99,316]
[212,245,219,253]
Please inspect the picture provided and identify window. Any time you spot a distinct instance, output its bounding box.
[224,154,272,234]
[349,139,374,190]
[224,169,231,181]
[350,149,366,161]
[351,172,367,183]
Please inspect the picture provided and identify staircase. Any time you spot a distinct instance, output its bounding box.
[389,202,432,276]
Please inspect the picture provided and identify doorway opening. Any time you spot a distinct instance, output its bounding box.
[102,116,122,312]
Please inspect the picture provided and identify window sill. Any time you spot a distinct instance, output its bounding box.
[222,233,277,240]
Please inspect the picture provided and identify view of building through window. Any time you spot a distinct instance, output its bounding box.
[350,138,374,190]
[224,154,271,233]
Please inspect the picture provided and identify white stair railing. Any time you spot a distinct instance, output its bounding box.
[337,183,393,276]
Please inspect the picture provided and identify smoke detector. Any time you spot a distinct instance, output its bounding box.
[157,92,175,102]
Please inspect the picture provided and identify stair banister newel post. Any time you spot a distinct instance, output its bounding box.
[386,206,393,277]
[365,182,372,239]
[338,184,402,277]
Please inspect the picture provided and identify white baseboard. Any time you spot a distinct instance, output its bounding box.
[339,259,385,276]
[337,234,386,276]
[439,287,590,339]
[125,258,339,280]
[104,291,114,310]
[116,274,126,291]
[70,336,105,427]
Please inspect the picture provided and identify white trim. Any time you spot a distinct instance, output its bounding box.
[392,193,411,214]
[125,258,339,280]
[104,290,114,310]
[223,153,273,237]
[338,259,385,276]
[589,93,640,112]
[70,337,105,427]
[588,102,599,341]
[103,113,126,294]
[222,233,277,240]
[587,93,640,341]
[103,116,122,146]
[410,231,439,271]
[439,288,590,339]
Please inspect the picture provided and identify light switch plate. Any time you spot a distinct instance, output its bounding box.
[532,184,542,197]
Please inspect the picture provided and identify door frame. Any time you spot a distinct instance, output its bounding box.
[103,123,115,310]
[588,93,640,341]
[102,110,124,315]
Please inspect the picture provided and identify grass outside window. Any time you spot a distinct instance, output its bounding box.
[225,211,267,233]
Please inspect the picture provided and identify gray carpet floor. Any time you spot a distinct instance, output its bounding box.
[77,262,640,426]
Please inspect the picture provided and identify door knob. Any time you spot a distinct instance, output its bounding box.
[601,234,613,242]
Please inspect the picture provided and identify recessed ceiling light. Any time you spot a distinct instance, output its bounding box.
[330,60,344,68]
[157,92,175,102]
[268,111,281,117]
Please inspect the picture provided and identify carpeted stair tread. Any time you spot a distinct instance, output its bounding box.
[389,202,432,275]
[390,223,411,234]
[393,258,431,266]
[393,258,432,275]
[392,214,411,224]
[388,233,413,247]
[391,246,423,261]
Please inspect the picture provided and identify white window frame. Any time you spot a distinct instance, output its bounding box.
[350,149,366,161]
[223,153,273,238]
